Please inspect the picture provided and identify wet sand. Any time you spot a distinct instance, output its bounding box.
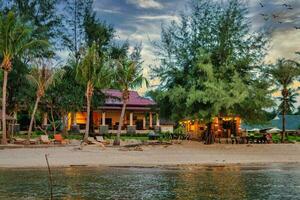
[0,141,299,168]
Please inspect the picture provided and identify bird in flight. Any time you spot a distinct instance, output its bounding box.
[259,2,264,7]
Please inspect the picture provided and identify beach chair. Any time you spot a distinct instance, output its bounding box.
[87,137,105,149]
[29,138,39,145]
[12,137,26,145]
[40,135,51,144]
[54,134,64,144]
[96,136,104,142]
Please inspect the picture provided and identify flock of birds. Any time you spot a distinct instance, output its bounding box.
[259,1,300,29]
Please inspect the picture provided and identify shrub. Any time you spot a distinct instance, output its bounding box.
[173,126,186,139]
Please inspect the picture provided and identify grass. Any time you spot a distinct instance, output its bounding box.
[12,131,300,143]
[272,133,300,143]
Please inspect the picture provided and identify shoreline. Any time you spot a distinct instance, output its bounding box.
[0,142,299,169]
[1,162,299,170]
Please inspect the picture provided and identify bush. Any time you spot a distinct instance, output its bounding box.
[173,126,186,139]
[160,131,172,140]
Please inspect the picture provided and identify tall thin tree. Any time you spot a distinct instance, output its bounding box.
[0,11,47,144]
[76,43,111,142]
[27,61,63,141]
[113,57,148,146]
[270,59,300,142]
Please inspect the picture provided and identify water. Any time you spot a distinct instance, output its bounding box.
[0,165,299,200]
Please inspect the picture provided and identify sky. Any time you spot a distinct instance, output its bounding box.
[59,0,300,94]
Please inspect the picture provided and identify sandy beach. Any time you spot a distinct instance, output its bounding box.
[0,141,299,168]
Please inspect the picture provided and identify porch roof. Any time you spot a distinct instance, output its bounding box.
[99,106,153,111]
[103,89,156,107]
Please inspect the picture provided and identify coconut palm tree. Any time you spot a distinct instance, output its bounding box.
[76,43,112,142]
[113,59,148,146]
[270,59,300,142]
[27,61,63,141]
[0,11,47,144]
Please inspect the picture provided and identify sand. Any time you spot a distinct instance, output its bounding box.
[0,141,299,168]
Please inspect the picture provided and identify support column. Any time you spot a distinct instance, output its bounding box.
[102,112,106,126]
[74,112,77,125]
[156,113,160,126]
[130,112,133,126]
[100,111,108,135]
[43,112,48,126]
[149,112,153,128]
[143,116,146,130]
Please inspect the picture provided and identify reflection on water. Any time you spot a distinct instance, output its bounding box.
[0,165,299,200]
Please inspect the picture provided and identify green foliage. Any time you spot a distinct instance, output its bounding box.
[0,11,48,61]
[62,0,93,57]
[76,43,112,88]
[173,126,186,139]
[6,0,62,55]
[46,60,85,113]
[112,45,148,92]
[269,59,300,115]
[151,0,273,123]
[83,10,114,52]
[6,59,35,112]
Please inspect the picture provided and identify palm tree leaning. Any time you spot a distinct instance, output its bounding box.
[269,59,300,142]
[27,61,63,141]
[0,11,47,144]
[76,43,112,143]
[113,59,148,146]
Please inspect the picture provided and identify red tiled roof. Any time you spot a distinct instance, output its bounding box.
[103,89,156,107]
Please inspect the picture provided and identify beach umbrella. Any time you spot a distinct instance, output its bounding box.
[266,128,281,134]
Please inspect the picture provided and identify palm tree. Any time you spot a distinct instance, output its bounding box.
[0,12,47,144]
[27,61,62,141]
[270,59,300,142]
[113,59,148,146]
[76,43,112,142]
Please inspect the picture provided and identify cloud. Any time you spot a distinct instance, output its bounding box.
[94,7,122,14]
[265,29,300,63]
[126,0,163,9]
[137,14,179,21]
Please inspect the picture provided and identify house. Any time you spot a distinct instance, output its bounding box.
[180,116,242,138]
[67,89,164,134]
[0,110,17,136]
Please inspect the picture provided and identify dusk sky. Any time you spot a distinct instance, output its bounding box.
[60,0,300,92]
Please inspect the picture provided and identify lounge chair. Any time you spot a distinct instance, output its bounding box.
[96,136,104,142]
[29,138,39,145]
[40,135,51,144]
[87,137,105,149]
[54,134,64,144]
[12,137,26,145]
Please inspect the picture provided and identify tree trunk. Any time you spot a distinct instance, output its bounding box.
[50,105,56,134]
[62,112,68,136]
[281,90,288,143]
[205,122,214,145]
[28,96,41,141]
[281,110,286,143]
[84,96,91,143]
[71,112,76,125]
[89,107,94,135]
[1,71,8,144]
[114,101,127,146]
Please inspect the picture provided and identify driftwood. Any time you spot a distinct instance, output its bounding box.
[123,141,173,148]
[45,154,53,200]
